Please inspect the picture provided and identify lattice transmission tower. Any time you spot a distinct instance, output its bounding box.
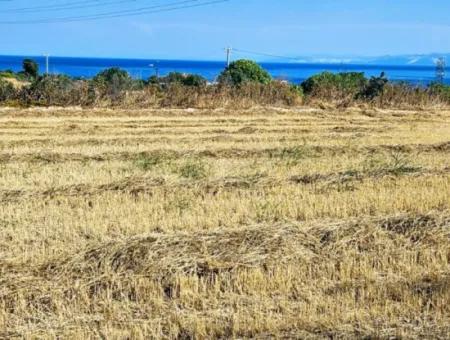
[436,57,446,84]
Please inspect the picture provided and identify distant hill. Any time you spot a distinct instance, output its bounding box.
[362,54,449,66]
[268,53,450,66]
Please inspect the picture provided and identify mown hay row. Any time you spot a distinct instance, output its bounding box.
[1,212,448,338]
[1,167,448,203]
[0,141,448,164]
[0,109,449,339]
[2,211,448,291]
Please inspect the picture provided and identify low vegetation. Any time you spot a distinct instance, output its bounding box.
[1,58,449,109]
[0,107,449,338]
[0,78,16,101]
[218,59,272,85]
[150,71,208,88]
[301,71,368,99]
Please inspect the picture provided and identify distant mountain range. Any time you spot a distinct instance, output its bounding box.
[269,53,449,66]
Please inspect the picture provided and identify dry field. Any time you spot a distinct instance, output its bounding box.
[0,106,449,339]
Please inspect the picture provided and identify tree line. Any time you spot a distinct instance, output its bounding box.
[0,58,449,108]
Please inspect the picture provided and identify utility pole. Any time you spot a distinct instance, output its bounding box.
[44,54,50,75]
[436,57,446,84]
[225,46,232,67]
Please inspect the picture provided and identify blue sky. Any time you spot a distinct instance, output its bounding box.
[1,0,450,60]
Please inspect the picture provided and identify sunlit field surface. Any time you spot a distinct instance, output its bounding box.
[0,107,449,339]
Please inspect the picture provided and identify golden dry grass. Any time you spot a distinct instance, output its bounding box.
[0,106,449,339]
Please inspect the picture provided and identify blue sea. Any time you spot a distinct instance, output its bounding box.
[0,55,447,85]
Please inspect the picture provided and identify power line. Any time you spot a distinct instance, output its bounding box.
[233,48,303,62]
[1,1,110,12]
[0,0,229,24]
[1,0,138,13]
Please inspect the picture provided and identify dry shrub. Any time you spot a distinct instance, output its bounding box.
[95,82,450,110]
[120,81,303,109]
[301,72,367,108]
[3,74,450,110]
[373,83,450,109]
[17,76,93,107]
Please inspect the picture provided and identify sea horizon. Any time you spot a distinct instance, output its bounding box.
[0,54,447,85]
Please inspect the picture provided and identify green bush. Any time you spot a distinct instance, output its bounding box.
[218,59,272,86]
[290,84,304,97]
[429,82,450,101]
[182,74,208,87]
[22,59,39,80]
[150,72,208,88]
[92,68,133,101]
[163,72,207,87]
[301,72,367,98]
[93,67,131,85]
[358,72,389,100]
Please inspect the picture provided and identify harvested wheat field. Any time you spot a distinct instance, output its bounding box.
[0,106,449,339]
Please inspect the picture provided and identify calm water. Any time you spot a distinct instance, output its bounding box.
[0,55,447,85]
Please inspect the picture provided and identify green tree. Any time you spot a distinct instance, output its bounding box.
[92,67,133,100]
[22,59,39,79]
[93,67,131,87]
[150,72,207,87]
[218,59,272,86]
